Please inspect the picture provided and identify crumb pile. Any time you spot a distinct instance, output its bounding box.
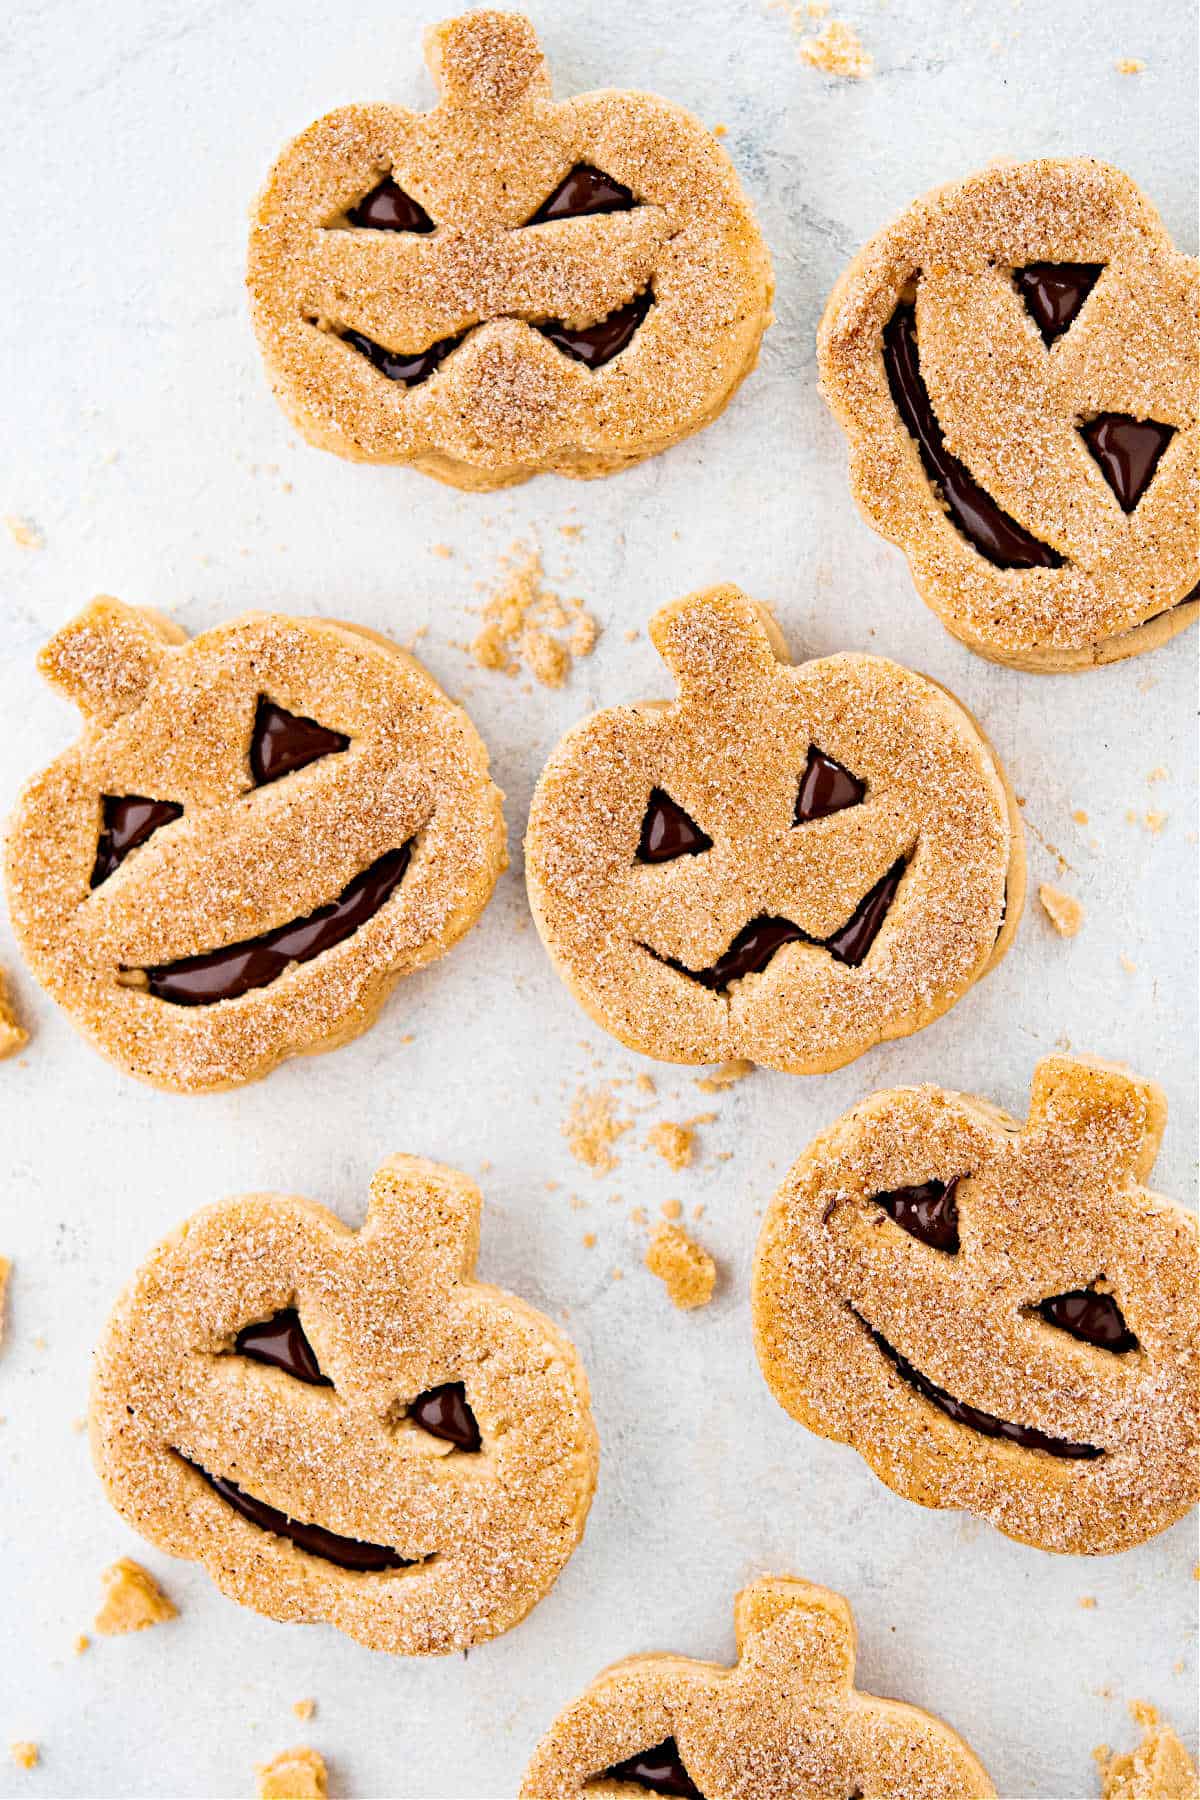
[470,543,598,687]
[1099,1701,1199,1800]
[563,1084,631,1174]
[646,1222,717,1309]
[94,1558,177,1635]
[796,17,873,77]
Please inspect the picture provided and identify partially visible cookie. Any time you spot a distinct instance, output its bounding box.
[248,11,772,490]
[819,158,1199,670]
[526,584,1023,1073]
[753,1056,1199,1554]
[5,599,505,1091]
[90,1156,598,1655]
[1101,1706,1199,1800]
[521,1575,995,1797]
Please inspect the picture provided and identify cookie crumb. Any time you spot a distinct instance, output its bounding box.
[645,1222,717,1310]
[1038,883,1084,938]
[0,1256,9,1346]
[74,1633,90,1654]
[469,543,598,686]
[292,1700,315,1722]
[1078,1595,1097,1609]
[4,516,43,550]
[661,1198,682,1221]
[582,1232,596,1248]
[256,1747,328,1800]
[430,543,453,558]
[646,1120,696,1171]
[1147,766,1168,784]
[1115,56,1145,73]
[1072,809,1089,825]
[0,970,28,1059]
[94,1558,177,1635]
[696,1058,754,1092]
[1120,954,1138,974]
[1099,1701,1197,1800]
[1145,811,1167,835]
[795,17,873,77]
[634,1073,656,1095]
[9,1744,38,1772]
[564,1085,630,1175]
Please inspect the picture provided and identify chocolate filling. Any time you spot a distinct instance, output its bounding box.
[882,301,1063,569]
[407,1381,482,1452]
[1037,1288,1137,1353]
[91,795,184,888]
[1013,263,1103,344]
[795,747,866,823]
[525,164,635,225]
[236,1309,331,1386]
[601,1738,703,1797]
[250,700,348,787]
[183,1458,419,1572]
[346,175,434,234]
[852,1309,1103,1460]
[138,843,411,1006]
[341,327,463,388]
[871,1176,963,1253]
[1080,413,1175,512]
[637,789,713,863]
[538,290,652,368]
[652,857,906,993]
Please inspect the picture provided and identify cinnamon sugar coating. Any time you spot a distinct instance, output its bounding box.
[89,1157,598,1656]
[525,585,1023,1074]
[521,1575,994,1797]
[247,12,773,490]
[4,600,505,1092]
[753,1056,1200,1555]
[819,159,1199,671]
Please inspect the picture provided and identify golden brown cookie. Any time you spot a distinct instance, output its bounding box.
[818,158,1199,671]
[5,599,505,1092]
[753,1056,1200,1555]
[90,1156,598,1656]
[247,11,772,490]
[521,1575,995,1797]
[525,585,1023,1074]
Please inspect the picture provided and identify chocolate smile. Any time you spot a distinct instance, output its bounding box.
[180,1456,423,1573]
[850,1308,1103,1461]
[648,857,906,993]
[134,844,411,1006]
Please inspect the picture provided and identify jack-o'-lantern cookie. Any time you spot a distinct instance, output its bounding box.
[525,585,1023,1074]
[90,1156,598,1655]
[247,11,772,490]
[753,1057,1200,1555]
[521,1575,995,1797]
[818,159,1199,671]
[4,599,505,1092]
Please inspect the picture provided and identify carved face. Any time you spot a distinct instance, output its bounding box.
[89,1157,598,1656]
[819,158,1199,670]
[4,599,505,1092]
[525,586,1022,1074]
[521,1576,995,1798]
[247,10,772,489]
[753,1057,1200,1555]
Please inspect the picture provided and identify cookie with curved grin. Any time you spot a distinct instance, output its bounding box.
[89,1156,599,1656]
[753,1056,1200,1554]
[247,11,772,490]
[521,1576,995,1797]
[526,585,1022,1074]
[4,598,505,1092]
[818,158,1199,670]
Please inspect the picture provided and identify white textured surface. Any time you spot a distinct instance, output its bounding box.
[0,0,1196,1795]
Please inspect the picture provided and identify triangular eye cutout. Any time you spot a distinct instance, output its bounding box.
[523,163,636,226]
[871,1176,962,1253]
[250,698,350,786]
[637,788,713,863]
[407,1381,481,1452]
[1013,262,1103,343]
[795,746,866,823]
[91,794,183,888]
[235,1308,332,1386]
[1037,1287,1138,1353]
[346,175,434,234]
[601,1737,704,1797]
[1080,414,1176,512]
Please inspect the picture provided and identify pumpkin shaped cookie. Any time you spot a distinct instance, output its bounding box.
[753,1057,1200,1555]
[818,158,1199,671]
[90,1156,598,1655]
[4,599,505,1092]
[247,11,772,490]
[525,585,1023,1074]
[521,1575,995,1797]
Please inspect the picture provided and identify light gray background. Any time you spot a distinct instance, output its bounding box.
[1,1,1196,1795]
